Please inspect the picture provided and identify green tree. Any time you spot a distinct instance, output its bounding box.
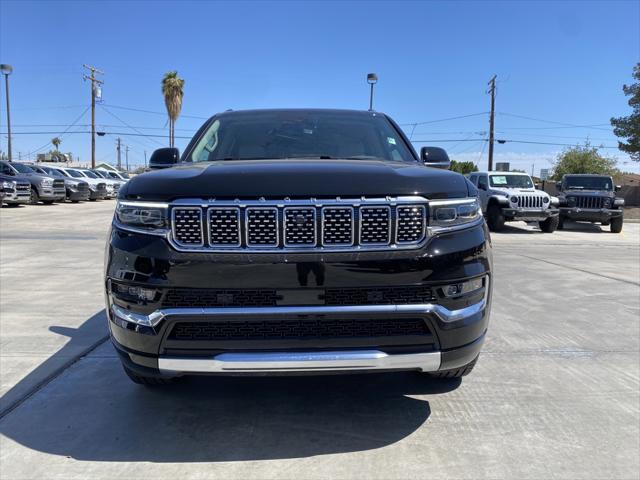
[51,137,61,151]
[161,71,185,148]
[611,63,640,161]
[449,160,478,175]
[551,142,619,180]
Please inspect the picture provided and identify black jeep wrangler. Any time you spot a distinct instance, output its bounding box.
[556,174,624,233]
[105,109,492,385]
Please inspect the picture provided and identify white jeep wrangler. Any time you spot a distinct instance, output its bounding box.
[468,171,559,232]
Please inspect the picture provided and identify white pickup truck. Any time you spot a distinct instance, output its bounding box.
[468,171,559,232]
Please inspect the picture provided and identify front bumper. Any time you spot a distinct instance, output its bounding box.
[106,221,492,376]
[39,187,66,201]
[502,207,558,221]
[89,188,107,200]
[68,188,91,201]
[559,207,623,222]
[2,189,30,204]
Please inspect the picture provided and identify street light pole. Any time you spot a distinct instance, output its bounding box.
[367,73,378,111]
[1,64,13,162]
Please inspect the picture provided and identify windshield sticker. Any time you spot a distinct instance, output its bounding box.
[492,176,508,185]
[387,137,397,145]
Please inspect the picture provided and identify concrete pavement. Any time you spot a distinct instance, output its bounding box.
[0,202,638,479]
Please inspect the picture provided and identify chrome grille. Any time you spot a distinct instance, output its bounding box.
[97,183,107,191]
[359,206,390,244]
[322,207,354,246]
[77,182,89,192]
[284,207,316,246]
[516,195,543,209]
[246,208,278,247]
[169,197,430,252]
[16,183,30,193]
[172,208,203,246]
[208,208,241,246]
[53,179,65,189]
[397,206,426,243]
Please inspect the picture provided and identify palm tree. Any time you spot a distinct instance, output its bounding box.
[161,71,185,147]
[51,137,61,152]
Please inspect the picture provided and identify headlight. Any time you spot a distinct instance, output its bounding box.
[429,198,482,230]
[543,197,549,203]
[41,178,53,187]
[568,197,576,206]
[115,200,169,233]
[602,198,612,208]
[2,180,15,190]
[510,196,518,203]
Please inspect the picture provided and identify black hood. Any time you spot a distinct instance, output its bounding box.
[562,189,615,197]
[120,159,470,201]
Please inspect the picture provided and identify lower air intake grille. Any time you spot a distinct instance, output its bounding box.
[169,318,430,341]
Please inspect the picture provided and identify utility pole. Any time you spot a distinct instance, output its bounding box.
[487,75,496,171]
[83,64,104,169]
[125,145,129,172]
[116,137,122,170]
[144,150,147,168]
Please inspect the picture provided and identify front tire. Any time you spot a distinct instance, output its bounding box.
[42,200,55,205]
[539,215,559,233]
[486,205,505,232]
[429,356,479,379]
[610,216,623,233]
[30,187,40,205]
[557,216,565,230]
[123,365,177,386]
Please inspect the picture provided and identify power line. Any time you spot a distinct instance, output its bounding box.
[497,112,612,131]
[398,112,488,127]
[101,103,209,120]
[99,105,164,147]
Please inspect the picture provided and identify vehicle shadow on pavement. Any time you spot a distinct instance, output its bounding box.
[0,312,460,462]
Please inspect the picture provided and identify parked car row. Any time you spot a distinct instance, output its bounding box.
[467,171,624,233]
[0,160,129,207]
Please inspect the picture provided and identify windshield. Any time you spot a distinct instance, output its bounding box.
[66,169,84,178]
[92,170,107,178]
[12,163,36,174]
[81,170,99,179]
[41,168,65,178]
[188,111,416,163]
[489,174,533,188]
[564,176,612,190]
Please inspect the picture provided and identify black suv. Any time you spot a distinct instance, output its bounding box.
[556,174,624,233]
[105,109,492,385]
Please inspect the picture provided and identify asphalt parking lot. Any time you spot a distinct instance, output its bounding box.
[1,201,638,479]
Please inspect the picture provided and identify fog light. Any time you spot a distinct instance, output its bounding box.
[114,283,156,301]
[441,277,484,298]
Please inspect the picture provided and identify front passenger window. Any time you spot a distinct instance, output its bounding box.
[478,176,488,190]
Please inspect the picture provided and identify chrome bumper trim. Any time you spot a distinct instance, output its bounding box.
[112,295,488,329]
[158,350,441,373]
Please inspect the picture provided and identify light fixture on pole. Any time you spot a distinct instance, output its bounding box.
[367,73,378,111]
[0,64,13,162]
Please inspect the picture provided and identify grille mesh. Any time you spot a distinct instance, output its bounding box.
[209,208,241,246]
[322,207,354,245]
[360,207,391,244]
[397,206,425,243]
[173,208,203,245]
[162,285,436,308]
[169,318,430,341]
[284,208,316,246]
[170,200,428,250]
[246,208,278,246]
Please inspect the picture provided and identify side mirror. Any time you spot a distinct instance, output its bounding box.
[149,148,180,169]
[615,185,622,192]
[420,146,451,169]
[555,181,562,191]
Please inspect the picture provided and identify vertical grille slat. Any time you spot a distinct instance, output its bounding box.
[322,207,355,246]
[359,206,391,244]
[173,208,204,246]
[246,208,279,247]
[517,195,545,210]
[208,208,241,247]
[396,206,426,243]
[284,207,317,246]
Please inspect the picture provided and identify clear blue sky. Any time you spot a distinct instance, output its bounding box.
[1,0,638,173]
